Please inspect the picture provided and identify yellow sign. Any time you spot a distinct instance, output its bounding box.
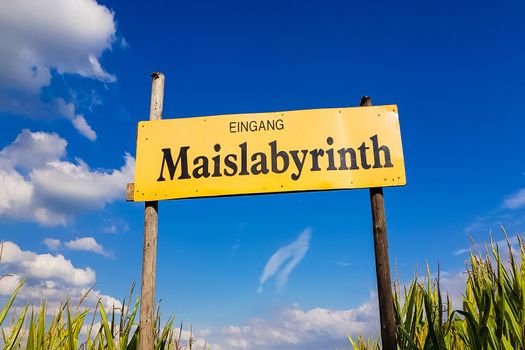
[133,105,406,201]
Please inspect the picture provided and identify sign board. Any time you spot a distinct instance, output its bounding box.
[133,105,406,201]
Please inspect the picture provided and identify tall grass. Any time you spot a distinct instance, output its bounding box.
[351,230,525,349]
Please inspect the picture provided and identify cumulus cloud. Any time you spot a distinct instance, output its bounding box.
[199,293,379,350]
[258,228,311,293]
[1,241,94,286]
[0,0,117,139]
[0,129,134,226]
[0,0,116,89]
[0,241,121,317]
[65,237,110,257]
[0,275,121,318]
[0,128,67,170]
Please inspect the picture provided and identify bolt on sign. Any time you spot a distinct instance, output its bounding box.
[132,105,406,201]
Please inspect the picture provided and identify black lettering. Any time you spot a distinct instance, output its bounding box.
[358,142,371,169]
[310,149,324,171]
[290,150,308,180]
[239,142,249,175]
[250,152,269,175]
[157,147,191,181]
[158,135,390,183]
[326,137,337,170]
[240,121,248,133]
[338,148,359,170]
[371,135,393,168]
[192,156,210,178]
[269,141,289,173]
[212,144,222,177]
[224,154,238,176]
[229,122,236,133]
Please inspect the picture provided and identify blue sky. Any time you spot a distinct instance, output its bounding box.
[1,0,525,349]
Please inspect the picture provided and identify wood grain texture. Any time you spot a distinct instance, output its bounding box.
[139,72,164,350]
[361,96,397,350]
[126,183,134,202]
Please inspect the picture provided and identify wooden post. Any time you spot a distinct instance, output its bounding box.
[361,96,397,350]
[139,72,164,350]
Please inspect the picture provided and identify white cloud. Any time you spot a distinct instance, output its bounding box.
[463,183,525,240]
[0,129,67,170]
[0,0,116,90]
[0,241,121,317]
[98,217,129,234]
[258,228,311,293]
[120,37,130,50]
[0,274,23,297]
[453,247,470,256]
[30,156,134,212]
[1,241,94,286]
[454,235,519,255]
[0,0,117,139]
[200,293,379,350]
[43,238,61,250]
[103,224,119,234]
[72,115,97,141]
[0,169,33,216]
[65,237,109,257]
[438,271,467,309]
[80,322,102,337]
[55,98,98,141]
[0,274,121,317]
[504,188,525,209]
[0,129,134,226]
[82,288,122,313]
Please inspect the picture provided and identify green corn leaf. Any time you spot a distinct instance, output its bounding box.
[26,309,36,350]
[120,299,139,350]
[36,302,45,350]
[4,303,28,350]
[0,277,26,326]
[502,336,514,350]
[99,302,116,350]
[67,303,76,350]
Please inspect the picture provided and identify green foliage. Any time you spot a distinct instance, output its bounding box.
[351,231,525,349]
[0,281,205,350]
[2,231,523,350]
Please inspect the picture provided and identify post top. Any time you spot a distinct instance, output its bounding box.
[150,72,165,80]
[360,96,372,107]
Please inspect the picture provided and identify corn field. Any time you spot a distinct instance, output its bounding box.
[0,281,204,350]
[2,232,524,349]
[351,231,525,349]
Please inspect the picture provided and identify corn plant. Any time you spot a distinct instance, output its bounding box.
[351,231,525,349]
[0,279,205,350]
[2,231,524,350]
[348,335,380,350]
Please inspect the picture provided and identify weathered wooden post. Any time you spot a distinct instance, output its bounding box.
[139,72,164,350]
[360,96,397,350]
